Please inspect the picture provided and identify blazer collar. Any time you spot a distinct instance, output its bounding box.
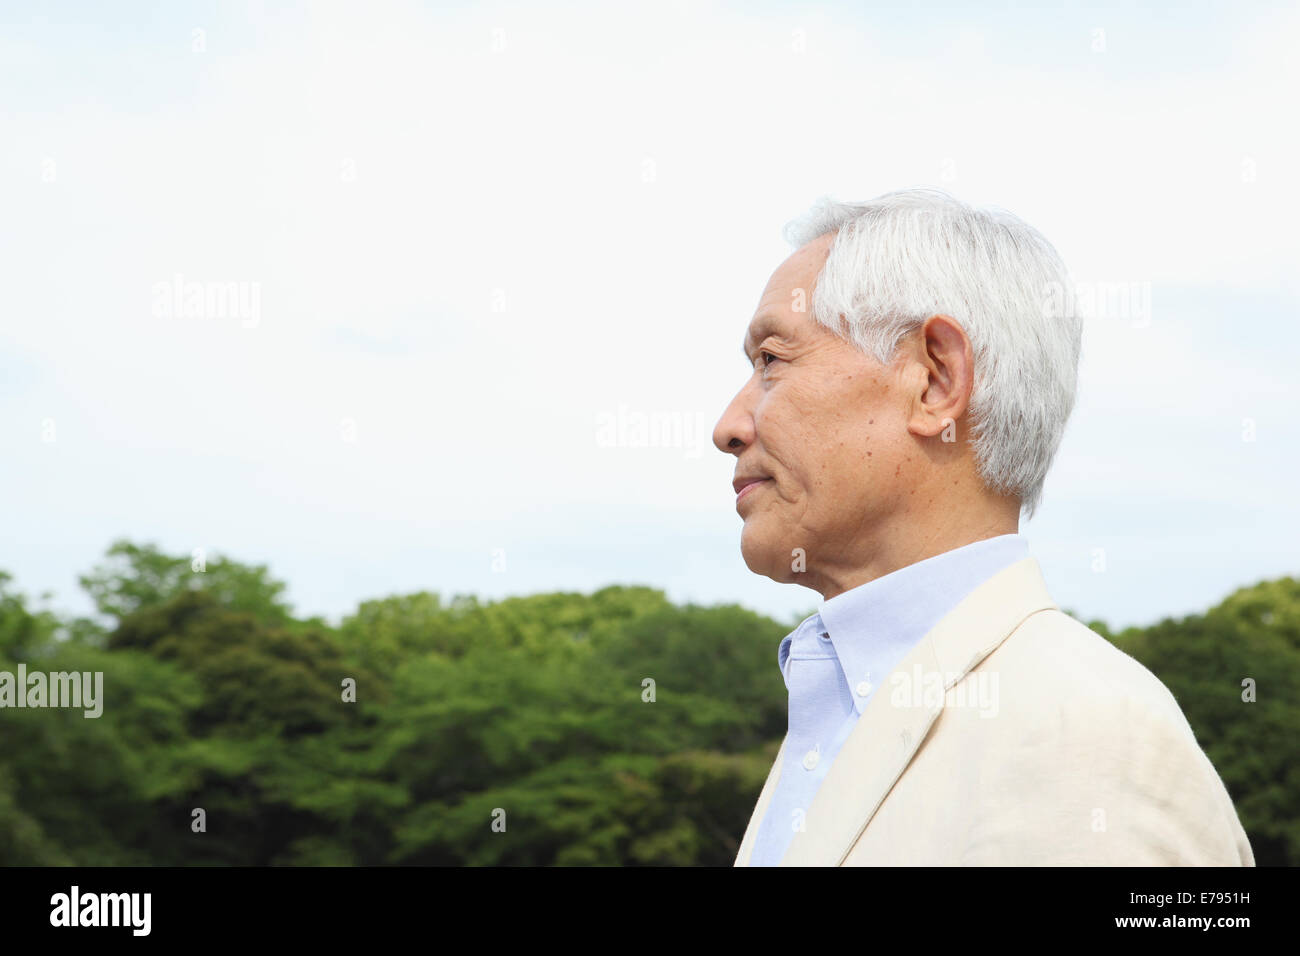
[735,556,1057,867]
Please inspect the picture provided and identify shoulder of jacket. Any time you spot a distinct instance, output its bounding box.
[975,608,1197,740]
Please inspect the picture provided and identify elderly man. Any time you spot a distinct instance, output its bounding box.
[714,188,1253,866]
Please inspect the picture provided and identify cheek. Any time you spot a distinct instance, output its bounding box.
[807,423,883,509]
[761,384,881,501]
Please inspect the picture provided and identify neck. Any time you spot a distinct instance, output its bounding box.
[811,496,1021,600]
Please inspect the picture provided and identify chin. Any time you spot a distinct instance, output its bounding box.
[740,528,793,584]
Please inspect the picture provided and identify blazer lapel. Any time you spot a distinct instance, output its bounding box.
[779,557,1058,866]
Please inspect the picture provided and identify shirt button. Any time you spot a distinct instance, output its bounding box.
[802,749,820,771]
[819,632,831,641]
[856,680,874,697]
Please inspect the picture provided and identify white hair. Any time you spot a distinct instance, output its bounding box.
[782,187,1081,519]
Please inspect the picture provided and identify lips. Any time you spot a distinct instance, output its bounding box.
[732,475,769,496]
[733,477,770,504]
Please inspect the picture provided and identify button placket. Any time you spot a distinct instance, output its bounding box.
[801,744,820,771]
[856,672,874,698]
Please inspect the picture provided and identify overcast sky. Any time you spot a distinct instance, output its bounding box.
[2,0,1297,634]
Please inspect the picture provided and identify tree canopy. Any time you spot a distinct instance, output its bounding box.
[0,543,1293,865]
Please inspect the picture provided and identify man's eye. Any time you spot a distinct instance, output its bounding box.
[759,350,778,368]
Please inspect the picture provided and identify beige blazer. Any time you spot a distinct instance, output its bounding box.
[735,557,1254,866]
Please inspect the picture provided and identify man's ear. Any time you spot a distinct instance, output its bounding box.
[906,314,974,439]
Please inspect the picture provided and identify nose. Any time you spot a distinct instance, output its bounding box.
[713,377,757,456]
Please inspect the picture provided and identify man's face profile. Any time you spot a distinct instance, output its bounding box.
[713,233,910,598]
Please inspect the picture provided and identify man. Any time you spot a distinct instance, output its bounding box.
[714,188,1253,866]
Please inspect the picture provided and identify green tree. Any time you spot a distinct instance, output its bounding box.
[1107,577,1300,866]
[79,539,294,626]
[3,539,1296,868]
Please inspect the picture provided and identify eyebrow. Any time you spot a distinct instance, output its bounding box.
[742,314,781,360]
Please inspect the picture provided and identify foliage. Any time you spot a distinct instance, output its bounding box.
[1108,577,1300,866]
[0,543,1295,865]
[79,539,294,627]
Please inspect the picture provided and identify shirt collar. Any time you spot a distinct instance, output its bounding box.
[777,612,820,683]
[776,534,1031,713]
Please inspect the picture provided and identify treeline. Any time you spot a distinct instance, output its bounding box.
[0,540,1295,865]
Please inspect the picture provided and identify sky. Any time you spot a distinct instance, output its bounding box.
[2,0,1297,634]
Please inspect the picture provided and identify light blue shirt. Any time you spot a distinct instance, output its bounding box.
[747,533,1030,866]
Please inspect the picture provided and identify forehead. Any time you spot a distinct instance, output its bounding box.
[742,234,834,354]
